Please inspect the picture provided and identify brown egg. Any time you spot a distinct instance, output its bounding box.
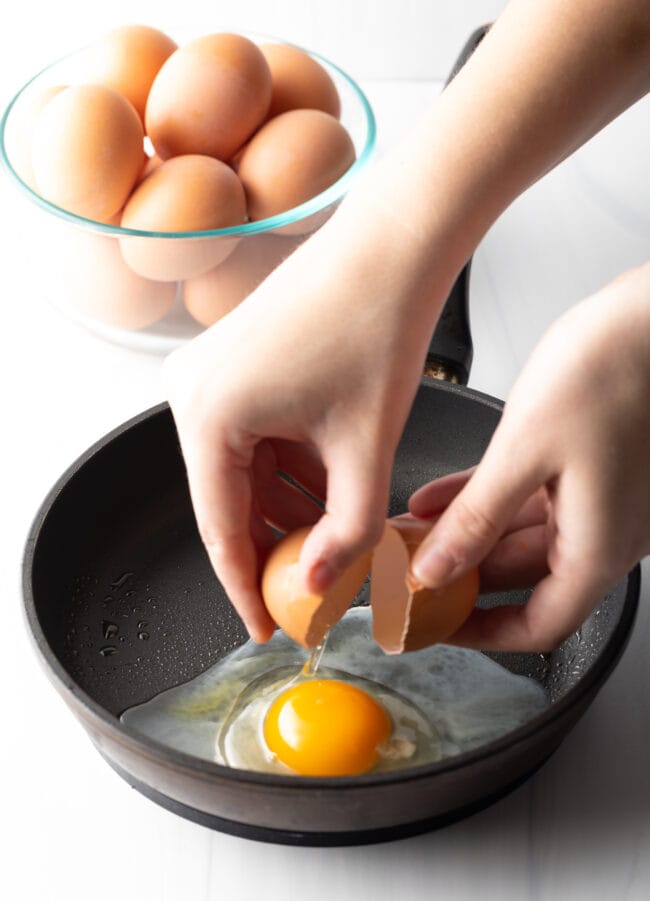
[183,233,302,326]
[138,151,164,183]
[370,517,479,654]
[237,109,355,233]
[31,84,144,222]
[260,43,340,119]
[49,224,176,329]
[146,33,272,161]
[261,526,372,650]
[83,25,178,123]
[4,84,66,189]
[261,517,479,653]
[119,154,247,281]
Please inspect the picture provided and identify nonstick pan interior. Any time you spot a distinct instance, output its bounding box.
[23,381,639,844]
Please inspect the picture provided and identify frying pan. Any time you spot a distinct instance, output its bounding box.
[22,27,640,846]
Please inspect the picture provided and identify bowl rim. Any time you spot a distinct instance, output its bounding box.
[0,31,377,239]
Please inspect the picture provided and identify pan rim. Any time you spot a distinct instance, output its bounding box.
[22,389,640,792]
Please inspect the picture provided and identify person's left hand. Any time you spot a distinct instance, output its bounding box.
[408,263,650,652]
[410,466,553,594]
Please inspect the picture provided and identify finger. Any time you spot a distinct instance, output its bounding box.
[479,524,550,591]
[257,474,323,532]
[249,505,284,599]
[501,488,549,537]
[181,435,275,643]
[410,435,550,588]
[446,563,608,652]
[299,444,392,593]
[252,441,323,532]
[271,439,327,501]
[249,495,281,558]
[410,469,549,537]
[409,467,476,517]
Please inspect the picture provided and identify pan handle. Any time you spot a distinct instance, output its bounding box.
[424,24,490,386]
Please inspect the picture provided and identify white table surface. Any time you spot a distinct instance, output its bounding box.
[1,74,649,901]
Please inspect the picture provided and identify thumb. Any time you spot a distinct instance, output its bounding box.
[411,435,549,588]
[298,444,392,593]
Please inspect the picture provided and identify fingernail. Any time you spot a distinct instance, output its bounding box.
[308,559,338,593]
[411,544,456,588]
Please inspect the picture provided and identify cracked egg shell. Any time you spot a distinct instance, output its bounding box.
[370,517,479,654]
[261,526,371,650]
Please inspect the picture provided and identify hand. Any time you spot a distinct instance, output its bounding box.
[164,203,458,642]
[409,264,650,652]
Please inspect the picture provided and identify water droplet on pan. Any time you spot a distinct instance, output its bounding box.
[110,572,134,589]
[102,621,119,640]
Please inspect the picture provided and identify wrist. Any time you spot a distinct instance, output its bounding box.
[335,100,478,290]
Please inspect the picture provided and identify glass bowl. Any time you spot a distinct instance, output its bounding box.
[0,30,376,354]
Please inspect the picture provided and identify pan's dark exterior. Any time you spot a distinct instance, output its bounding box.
[22,392,639,845]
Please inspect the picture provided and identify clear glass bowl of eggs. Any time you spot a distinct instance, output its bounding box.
[0,25,376,353]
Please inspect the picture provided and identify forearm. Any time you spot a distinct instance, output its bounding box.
[336,0,650,305]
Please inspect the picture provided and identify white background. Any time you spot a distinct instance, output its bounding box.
[1,2,649,899]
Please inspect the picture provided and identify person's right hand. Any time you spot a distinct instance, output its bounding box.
[163,200,461,642]
[409,264,650,652]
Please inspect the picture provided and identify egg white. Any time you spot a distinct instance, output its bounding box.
[218,664,440,773]
[121,607,548,774]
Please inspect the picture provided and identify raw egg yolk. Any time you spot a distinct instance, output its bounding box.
[263,679,392,776]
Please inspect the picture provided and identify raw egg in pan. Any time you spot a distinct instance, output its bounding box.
[122,609,548,778]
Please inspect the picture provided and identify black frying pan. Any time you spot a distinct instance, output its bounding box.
[22,27,640,846]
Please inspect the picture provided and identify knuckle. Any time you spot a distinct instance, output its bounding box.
[526,622,574,654]
[341,516,385,554]
[451,497,500,547]
[476,606,572,654]
[551,540,622,594]
[196,521,229,558]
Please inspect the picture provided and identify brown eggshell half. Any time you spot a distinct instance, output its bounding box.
[370,517,479,654]
[261,526,371,649]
